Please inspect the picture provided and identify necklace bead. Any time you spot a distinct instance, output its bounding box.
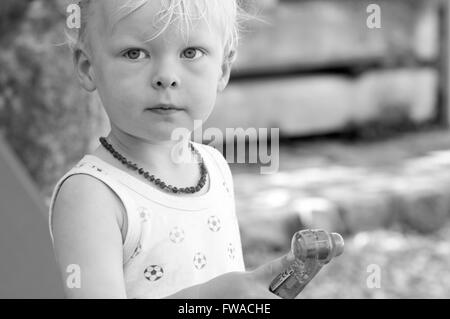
[99,137,208,194]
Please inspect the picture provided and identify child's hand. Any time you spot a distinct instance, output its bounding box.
[167,253,295,299]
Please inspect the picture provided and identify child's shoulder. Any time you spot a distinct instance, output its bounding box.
[51,172,125,237]
[195,142,231,171]
[55,172,122,205]
[54,151,119,207]
[193,142,234,188]
[193,142,228,166]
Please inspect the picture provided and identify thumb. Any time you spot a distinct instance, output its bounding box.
[253,251,296,283]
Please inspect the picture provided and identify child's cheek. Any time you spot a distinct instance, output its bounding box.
[95,67,144,111]
[189,77,219,110]
[103,63,145,91]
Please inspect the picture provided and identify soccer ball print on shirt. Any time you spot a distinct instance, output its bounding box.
[138,207,149,222]
[207,215,221,232]
[227,243,236,260]
[169,226,185,243]
[193,252,207,270]
[144,265,164,282]
[222,181,231,195]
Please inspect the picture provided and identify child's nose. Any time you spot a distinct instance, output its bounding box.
[151,73,179,89]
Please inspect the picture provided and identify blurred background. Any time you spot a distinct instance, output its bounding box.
[1,0,450,298]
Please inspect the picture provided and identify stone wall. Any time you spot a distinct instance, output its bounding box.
[204,0,444,140]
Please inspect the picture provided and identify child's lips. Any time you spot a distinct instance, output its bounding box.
[145,104,185,115]
[147,103,184,111]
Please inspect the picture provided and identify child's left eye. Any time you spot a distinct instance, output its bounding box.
[181,48,205,60]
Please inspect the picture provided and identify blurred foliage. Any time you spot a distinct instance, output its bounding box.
[0,0,106,200]
[0,0,32,40]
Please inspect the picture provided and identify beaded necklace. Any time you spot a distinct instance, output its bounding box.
[99,137,208,194]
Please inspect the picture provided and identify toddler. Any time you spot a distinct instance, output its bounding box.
[49,0,291,298]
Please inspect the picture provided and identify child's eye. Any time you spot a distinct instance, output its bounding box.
[181,48,205,60]
[123,49,148,60]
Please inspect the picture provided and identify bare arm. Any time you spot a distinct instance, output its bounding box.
[51,174,128,298]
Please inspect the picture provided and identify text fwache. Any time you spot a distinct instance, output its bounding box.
[178,303,271,316]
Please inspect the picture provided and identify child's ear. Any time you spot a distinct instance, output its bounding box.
[217,50,236,92]
[73,46,96,92]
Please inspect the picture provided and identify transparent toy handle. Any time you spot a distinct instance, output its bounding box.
[269,229,344,299]
[292,229,344,264]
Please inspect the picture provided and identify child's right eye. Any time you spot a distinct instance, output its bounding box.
[123,49,149,60]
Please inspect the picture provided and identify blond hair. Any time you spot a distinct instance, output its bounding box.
[66,0,252,62]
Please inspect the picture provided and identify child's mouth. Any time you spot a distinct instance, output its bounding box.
[146,104,184,115]
[149,108,181,115]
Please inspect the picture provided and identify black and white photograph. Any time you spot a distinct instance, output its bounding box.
[1,0,450,303]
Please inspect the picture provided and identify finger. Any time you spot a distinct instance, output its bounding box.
[261,287,282,299]
[254,252,295,283]
[266,292,282,299]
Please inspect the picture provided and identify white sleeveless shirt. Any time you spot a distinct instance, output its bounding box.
[48,142,245,298]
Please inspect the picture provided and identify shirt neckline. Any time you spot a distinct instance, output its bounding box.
[81,141,218,211]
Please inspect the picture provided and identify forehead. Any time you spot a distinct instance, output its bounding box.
[92,0,223,44]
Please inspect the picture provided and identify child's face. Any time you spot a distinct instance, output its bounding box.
[79,0,231,142]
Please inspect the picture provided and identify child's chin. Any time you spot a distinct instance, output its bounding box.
[142,126,191,140]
